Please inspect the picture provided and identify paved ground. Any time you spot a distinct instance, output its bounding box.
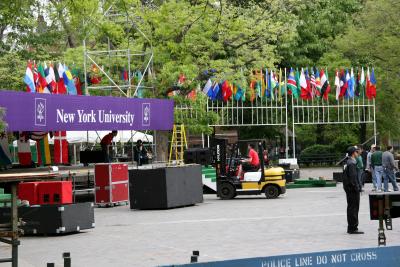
[1,171,399,267]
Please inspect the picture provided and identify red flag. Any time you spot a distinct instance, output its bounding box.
[222,81,232,102]
[339,69,348,98]
[74,76,83,95]
[54,131,69,164]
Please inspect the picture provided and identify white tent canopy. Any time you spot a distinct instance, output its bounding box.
[12,131,153,146]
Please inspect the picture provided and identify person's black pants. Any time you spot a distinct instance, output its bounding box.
[101,145,110,163]
[345,189,360,232]
[242,162,259,172]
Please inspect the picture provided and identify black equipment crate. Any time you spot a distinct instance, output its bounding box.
[129,164,203,209]
[0,202,95,234]
[184,148,212,166]
[80,150,104,164]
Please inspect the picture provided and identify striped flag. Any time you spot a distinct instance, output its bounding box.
[287,68,299,99]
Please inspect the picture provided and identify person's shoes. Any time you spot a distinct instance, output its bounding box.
[348,230,364,234]
[376,189,383,193]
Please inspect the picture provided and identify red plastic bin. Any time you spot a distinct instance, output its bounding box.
[37,181,73,205]
[18,182,40,205]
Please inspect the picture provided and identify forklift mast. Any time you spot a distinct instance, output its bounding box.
[258,142,266,182]
[212,138,227,178]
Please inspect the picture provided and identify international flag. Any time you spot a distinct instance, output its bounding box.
[37,63,48,93]
[278,68,282,101]
[315,68,322,97]
[300,69,311,100]
[287,68,299,99]
[34,134,51,166]
[17,132,32,167]
[360,67,365,97]
[339,69,348,98]
[310,69,316,94]
[57,63,67,94]
[213,83,221,101]
[270,69,276,100]
[63,65,77,95]
[295,69,301,98]
[265,69,271,99]
[235,84,244,101]
[121,68,128,81]
[53,131,69,164]
[23,61,36,93]
[33,63,41,92]
[320,68,331,101]
[366,68,377,99]
[45,63,57,93]
[346,68,355,99]
[335,70,340,100]
[203,79,213,95]
[355,68,360,97]
[222,81,232,102]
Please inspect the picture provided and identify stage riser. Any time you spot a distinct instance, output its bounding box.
[129,165,203,210]
[0,202,95,234]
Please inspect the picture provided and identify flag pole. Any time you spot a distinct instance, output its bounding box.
[285,68,289,159]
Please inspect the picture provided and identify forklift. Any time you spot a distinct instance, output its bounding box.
[212,138,286,200]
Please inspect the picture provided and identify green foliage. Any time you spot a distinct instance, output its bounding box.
[300,144,335,157]
[332,133,358,154]
[0,53,25,90]
[0,108,6,132]
[173,94,217,134]
[320,0,400,140]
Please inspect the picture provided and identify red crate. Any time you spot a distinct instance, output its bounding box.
[18,182,39,205]
[37,181,73,205]
[94,163,129,205]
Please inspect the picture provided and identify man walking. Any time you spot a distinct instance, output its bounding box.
[382,146,399,192]
[366,144,376,190]
[371,145,384,192]
[343,146,363,234]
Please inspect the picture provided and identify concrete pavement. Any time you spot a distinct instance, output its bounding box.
[1,183,399,267]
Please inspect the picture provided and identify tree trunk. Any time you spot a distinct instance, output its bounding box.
[155,130,170,162]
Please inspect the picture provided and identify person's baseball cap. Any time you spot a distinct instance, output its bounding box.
[371,144,376,149]
[347,146,358,155]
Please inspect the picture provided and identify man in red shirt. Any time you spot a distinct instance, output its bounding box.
[242,144,260,172]
[100,130,118,162]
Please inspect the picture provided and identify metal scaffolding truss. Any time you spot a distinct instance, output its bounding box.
[83,2,154,98]
[81,1,157,159]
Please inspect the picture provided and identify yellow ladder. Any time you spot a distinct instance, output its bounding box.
[168,124,188,165]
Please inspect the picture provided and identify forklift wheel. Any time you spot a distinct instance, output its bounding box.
[264,185,279,199]
[219,183,236,200]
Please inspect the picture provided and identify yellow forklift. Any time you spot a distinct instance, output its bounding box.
[213,138,286,200]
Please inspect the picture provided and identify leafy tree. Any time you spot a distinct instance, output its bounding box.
[320,0,400,143]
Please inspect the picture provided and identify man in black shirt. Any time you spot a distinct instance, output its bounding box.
[343,146,364,234]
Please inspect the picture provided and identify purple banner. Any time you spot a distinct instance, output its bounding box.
[0,90,174,131]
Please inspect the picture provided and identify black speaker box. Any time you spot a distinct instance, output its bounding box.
[80,150,104,164]
[184,148,212,165]
[184,149,197,164]
[0,202,95,234]
[197,148,212,165]
[129,164,203,209]
[333,172,343,182]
